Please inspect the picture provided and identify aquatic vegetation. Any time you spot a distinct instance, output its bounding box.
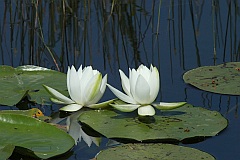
[107,64,186,116]
[44,65,109,111]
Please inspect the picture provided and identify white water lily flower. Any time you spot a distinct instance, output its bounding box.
[107,64,186,116]
[44,65,111,111]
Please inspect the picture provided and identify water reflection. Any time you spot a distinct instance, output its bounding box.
[66,110,101,146]
[2,1,239,68]
[1,0,240,160]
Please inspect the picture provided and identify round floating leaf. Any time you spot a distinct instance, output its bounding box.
[96,143,215,160]
[0,108,51,122]
[78,104,227,142]
[0,113,74,159]
[1,108,44,117]
[0,144,15,160]
[0,65,67,106]
[183,62,240,95]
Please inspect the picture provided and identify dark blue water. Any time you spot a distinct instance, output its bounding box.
[1,1,240,159]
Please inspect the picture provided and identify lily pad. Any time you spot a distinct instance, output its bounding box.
[1,108,44,117]
[183,62,240,95]
[0,144,15,160]
[0,113,74,159]
[0,108,51,122]
[0,65,67,106]
[78,104,227,142]
[96,143,215,160]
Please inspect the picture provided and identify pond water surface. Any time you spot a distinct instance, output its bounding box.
[1,1,240,160]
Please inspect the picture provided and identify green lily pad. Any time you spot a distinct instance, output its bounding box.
[0,65,67,106]
[78,104,227,142]
[1,108,52,122]
[1,108,44,117]
[0,144,15,160]
[183,62,240,95]
[96,143,215,160]
[0,113,74,159]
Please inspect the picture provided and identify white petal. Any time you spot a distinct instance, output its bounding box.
[92,69,99,75]
[100,74,108,92]
[50,98,67,104]
[80,66,95,98]
[137,64,144,71]
[119,70,131,96]
[110,103,140,112]
[129,69,138,100]
[107,84,137,104]
[43,85,74,104]
[68,66,82,104]
[67,66,71,95]
[60,104,83,112]
[84,73,102,104]
[86,74,107,105]
[87,98,116,109]
[83,66,94,78]
[134,75,151,104]
[138,64,151,80]
[81,66,94,85]
[138,105,155,116]
[148,66,159,102]
[128,68,132,79]
[150,64,154,71]
[153,102,186,110]
[77,65,83,80]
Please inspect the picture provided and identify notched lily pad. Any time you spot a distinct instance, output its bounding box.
[0,113,74,159]
[183,62,240,95]
[78,104,227,142]
[0,65,67,106]
[96,143,215,160]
